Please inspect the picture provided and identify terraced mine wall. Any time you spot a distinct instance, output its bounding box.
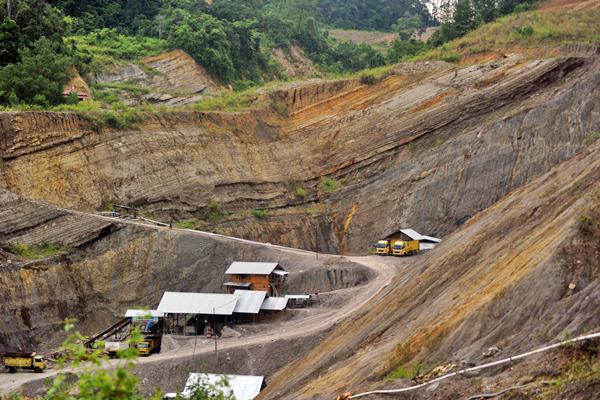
[1,57,599,254]
[0,189,371,353]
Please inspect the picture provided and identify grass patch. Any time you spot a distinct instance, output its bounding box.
[417,8,600,62]
[6,243,64,260]
[252,209,269,219]
[192,87,267,112]
[95,82,150,97]
[387,363,424,380]
[203,200,226,223]
[295,186,306,198]
[68,30,168,74]
[174,219,198,229]
[583,131,600,146]
[321,177,341,193]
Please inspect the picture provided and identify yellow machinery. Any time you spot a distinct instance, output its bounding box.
[392,240,420,256]
[137,336,161,356]
[3,352,46,373]
[376,240,391,255]
[376,239,406,255]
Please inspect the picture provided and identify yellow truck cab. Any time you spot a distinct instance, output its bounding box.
[137,336,161,356]
[3,352,47,373]
[392,240,420,256]
[376,240,391,255]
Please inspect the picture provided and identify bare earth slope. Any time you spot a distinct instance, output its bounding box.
[0,189,372,354]
[258,142,600,399]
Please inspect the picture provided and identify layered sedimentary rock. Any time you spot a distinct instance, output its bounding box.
[1,56,598,254]
[0,189,370,353]
[259,141,600,399]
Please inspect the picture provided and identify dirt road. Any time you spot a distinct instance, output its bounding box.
[0,221,402,396]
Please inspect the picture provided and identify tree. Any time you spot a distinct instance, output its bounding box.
[0,18,19,66]
[473,0,497,23]
[166,11,235,82]
[394,12,425,40]
[453,0,478,36]
[0,37,72,106]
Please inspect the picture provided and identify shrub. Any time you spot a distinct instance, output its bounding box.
[272,101,289,117]
[295,186,306,198]
[583,132,600,146]
[321,177,341,193]
[442,53,460,63]
[6,243,63,260]
[360,74,377,85]
[388,363,424,380]
[252,209,269,219]
[204,200,225,223]
[175,219,197,229]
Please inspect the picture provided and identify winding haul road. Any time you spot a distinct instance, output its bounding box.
[0,217,403,395]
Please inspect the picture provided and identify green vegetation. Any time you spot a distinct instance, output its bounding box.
[295,186,307,198]
[426,4,600,56]
[2,0,599,109]
[0,0,73,106]
[321,177,341,193]
[387,363,424,380]
[202,199,226,223]
[317,0,433,31]
[584,132,600,146]
[252,208,270,218]
[428,0,543,47]
[67,29,168,73]
[175,219,198,229]
[193,87,266,112]
[6,242,64,260]
[544,342,600,396]
[7,320,233,400]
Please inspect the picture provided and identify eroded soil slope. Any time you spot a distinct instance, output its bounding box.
[258,142,600,399]
[1,55,598,253]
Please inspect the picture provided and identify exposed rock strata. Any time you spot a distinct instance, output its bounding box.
[0,189,370,353]
[1,57,598,254]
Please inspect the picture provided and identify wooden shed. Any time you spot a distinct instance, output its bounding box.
[224,262,288,296]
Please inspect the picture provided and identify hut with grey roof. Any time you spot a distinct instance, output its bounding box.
[223,262,288,296]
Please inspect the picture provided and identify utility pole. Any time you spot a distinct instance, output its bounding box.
[7,0,12,19]
[315,222,319,260]
[213,308,218,358]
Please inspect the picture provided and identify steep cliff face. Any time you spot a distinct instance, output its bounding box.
[0,189,371,354]
[258,142,600,400]
[1,56,598,254]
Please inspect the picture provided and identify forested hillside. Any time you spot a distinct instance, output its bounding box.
[0,0,579,109]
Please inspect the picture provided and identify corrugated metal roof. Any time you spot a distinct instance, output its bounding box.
[125,309,164,318]
[225,262,282,275]
[233,290,267,314]
[272,270,289,276]
[157,292,238,315]
[223,282,252,287]
[260,296,288,311]
[285,294,310,300]
[399,229,441,243]
[183,373,264,400]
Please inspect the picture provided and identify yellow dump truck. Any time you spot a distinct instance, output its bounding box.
[376,239,405,255]
[3,352,46,373]
[137,336,161,356]
[392,240,420,256]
